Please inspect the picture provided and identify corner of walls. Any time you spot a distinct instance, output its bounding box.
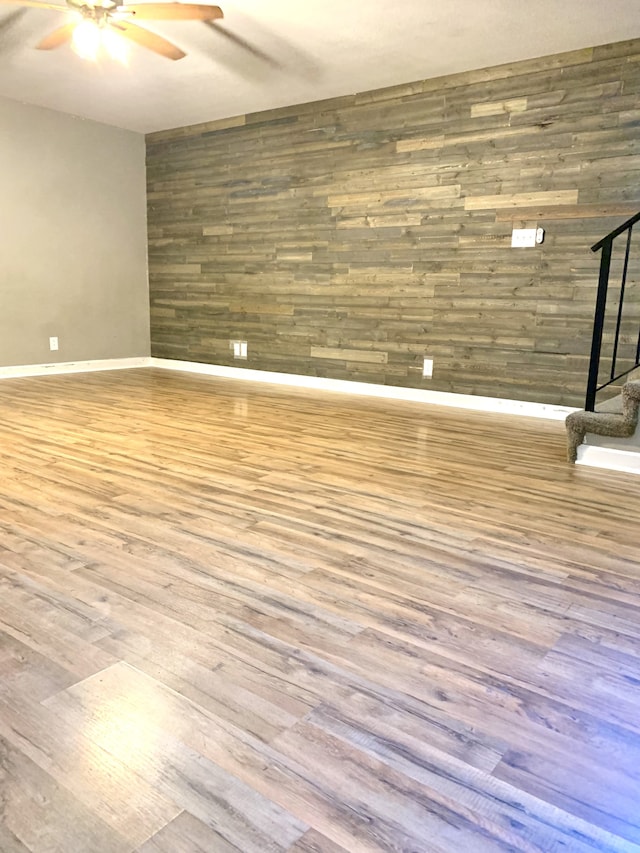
[0,96,151,368]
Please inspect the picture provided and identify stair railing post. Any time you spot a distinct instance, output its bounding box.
[610,226,633,382]
[585,239,613,411]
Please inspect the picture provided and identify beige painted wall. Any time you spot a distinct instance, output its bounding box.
[0,96,149,367]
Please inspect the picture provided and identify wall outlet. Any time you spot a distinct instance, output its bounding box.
[49,336,59,351]
[511,228,537,248]
[423,357,433,378]
[232,340,247,359]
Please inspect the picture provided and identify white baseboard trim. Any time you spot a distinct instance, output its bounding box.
[0,356,151,379]
[0,355,579,421]
[150,357,578,421]
[576,443,640,475]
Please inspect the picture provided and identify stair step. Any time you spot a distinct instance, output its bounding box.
[595,393,623,414]
[565,379,640,463]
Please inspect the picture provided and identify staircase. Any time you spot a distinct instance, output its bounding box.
[566,210,640,465]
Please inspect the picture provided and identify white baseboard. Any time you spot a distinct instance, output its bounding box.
[577,443,640,475]
[150,357,577,421]
[0,355,580,421]
[0,356,151,379]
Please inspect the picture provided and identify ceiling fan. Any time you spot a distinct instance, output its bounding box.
[0,0,223,60]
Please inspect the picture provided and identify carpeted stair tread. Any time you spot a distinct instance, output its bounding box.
[565,380,640,462]
[596,393,623,414]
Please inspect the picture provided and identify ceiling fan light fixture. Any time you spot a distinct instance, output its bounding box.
[102,26,128,63]
[30,0,221,61]
[71,19,101,60]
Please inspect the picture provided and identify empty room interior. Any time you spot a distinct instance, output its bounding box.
[2,1,640,850]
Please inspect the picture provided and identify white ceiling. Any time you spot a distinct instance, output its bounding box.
[1,0,639,133]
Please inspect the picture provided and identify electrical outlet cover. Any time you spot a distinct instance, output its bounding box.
[511,228,537,247]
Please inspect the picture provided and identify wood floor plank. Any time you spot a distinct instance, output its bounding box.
[43,660,442,852]
[0,594,117,681]
[0,688,182,848]
[493,746,640,844]
[0,823,33,853]
[97,628,315,742]
[0,732,131,853]
[43,662,309,852]
[302,699,623,853]
[287,830,351,853]
[135,810,242,852]
[273,716,633,853]
[1,368,640,851]
[0,629,78,702]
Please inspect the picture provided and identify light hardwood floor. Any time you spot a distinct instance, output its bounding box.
[1,368,639,853]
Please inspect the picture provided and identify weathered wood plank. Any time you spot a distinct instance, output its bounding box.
[495,202,640,221]
[470,97,528,117]
[464,190,579,211]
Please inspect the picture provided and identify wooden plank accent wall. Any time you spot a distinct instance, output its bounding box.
[146,39,640,406]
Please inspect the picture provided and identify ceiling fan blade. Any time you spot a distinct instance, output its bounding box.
[110,19,185,59]
[0,0,66,9]
[205,20,280,68]
[118,3,222,21]
[36,21,75,49]
[0,7,26,30]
